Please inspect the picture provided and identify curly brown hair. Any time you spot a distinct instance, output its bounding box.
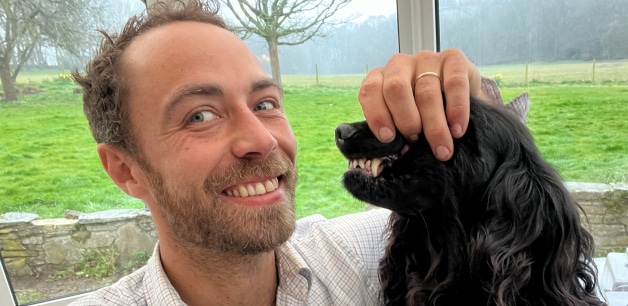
[72,0,226,156]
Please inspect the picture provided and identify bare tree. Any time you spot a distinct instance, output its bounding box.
[0,0,101,102]
[222,0,354,84]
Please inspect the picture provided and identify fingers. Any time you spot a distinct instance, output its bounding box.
[359,67,396,143]
[380,54,422,142]
[358,48,477,162]
[440,48,472,139]
[414,50,452,160]
[359,54,419,143]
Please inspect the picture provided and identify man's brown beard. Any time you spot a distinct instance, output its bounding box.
[143,153,297,255]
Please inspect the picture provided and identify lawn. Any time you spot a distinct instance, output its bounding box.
[1,67,627,219]
[478,60,628,86]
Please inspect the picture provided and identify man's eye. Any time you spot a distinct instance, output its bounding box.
[254,101,275,111]
[189,111,215,123]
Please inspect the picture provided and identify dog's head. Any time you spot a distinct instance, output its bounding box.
[335,97,517,216]
[335,97,603,306]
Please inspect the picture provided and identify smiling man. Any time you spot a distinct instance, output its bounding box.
[69,1,485,305]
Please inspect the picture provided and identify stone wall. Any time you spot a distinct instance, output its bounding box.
[0,182,627,276]
[0,209,157,276]
[572,182,628,256]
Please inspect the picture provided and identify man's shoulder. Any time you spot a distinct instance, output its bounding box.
[290,208,390,256]
[279,208,390,303]
[294,207,390,236]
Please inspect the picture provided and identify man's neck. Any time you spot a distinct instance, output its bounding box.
[159,237,278,306]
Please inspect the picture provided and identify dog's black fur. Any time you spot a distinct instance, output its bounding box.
[335,97,605,306]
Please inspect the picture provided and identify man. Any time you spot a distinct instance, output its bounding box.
[70,1,487,305]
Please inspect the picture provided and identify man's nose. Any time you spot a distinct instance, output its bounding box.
[230,110,278,160]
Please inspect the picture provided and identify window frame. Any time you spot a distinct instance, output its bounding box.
[397,0,438,54]
[0,254,17,306]
[0,0,436,304]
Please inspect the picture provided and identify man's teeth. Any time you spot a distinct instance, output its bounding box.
[349,157,384,177]
[225,178,279,197]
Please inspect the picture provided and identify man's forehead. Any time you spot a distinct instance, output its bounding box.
[119,20,269,114]
[120,20,261,88]
[123,21,233,62]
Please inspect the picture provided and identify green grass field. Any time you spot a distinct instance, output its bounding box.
[1,63,627,219]
[478,60,628,86]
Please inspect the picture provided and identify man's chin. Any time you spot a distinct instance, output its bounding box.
[177,199,296,256]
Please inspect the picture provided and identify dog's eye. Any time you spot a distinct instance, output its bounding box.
[254,101,275,111]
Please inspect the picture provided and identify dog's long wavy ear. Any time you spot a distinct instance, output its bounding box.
[470,123,602,305]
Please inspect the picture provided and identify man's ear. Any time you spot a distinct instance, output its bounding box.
[97,143,150,199]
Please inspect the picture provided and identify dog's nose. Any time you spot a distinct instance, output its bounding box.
[335,123,358,141]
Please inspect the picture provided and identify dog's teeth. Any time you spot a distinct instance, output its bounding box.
[371,158,382,177]
[401,144,410,155]
[350,159,357,169]
[365,159,371,171]
[358,158,366,169]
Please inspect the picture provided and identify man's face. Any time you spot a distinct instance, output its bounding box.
[121,21,298,255]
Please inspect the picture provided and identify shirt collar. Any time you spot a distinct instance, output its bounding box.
[146,241,312,304]
[145,242,186,305]
[275,242,312,302]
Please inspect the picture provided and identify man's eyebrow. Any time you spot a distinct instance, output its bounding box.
[251,78,283,95]
[163,79,281,119]
[164,83,224,114]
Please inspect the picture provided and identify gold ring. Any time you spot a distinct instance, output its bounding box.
[416,71,440,81]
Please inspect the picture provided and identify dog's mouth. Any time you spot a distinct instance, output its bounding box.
[347,144,410,177]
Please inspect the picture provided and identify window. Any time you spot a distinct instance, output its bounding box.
[3,0,625,304]
[0,0,399,304]
[439,0,628,300]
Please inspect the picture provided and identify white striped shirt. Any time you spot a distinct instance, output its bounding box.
[69,208,390,306]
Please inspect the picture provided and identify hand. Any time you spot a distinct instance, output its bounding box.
[358,48,482,161]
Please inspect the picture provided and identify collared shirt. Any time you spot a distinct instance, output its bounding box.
[69,208,391,306]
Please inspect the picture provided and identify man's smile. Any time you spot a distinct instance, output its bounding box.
[223,177,280,197]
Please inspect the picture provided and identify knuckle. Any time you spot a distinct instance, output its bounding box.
[447,102,467,119]
[387,53,410,64]
[446,96,467,111]
[441,48,463,60]
[441,47,461,55]
[396,119,421,137]
[415,87,441,102]
[443,75,468,91]
[358,80,380,101]
[424,125,450,140]
[415,50,437,62]
[367,114,387,128]
[383,78,406,95]
[364,67,382,78]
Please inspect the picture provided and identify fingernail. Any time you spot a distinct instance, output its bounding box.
[435,146,450,160]
[409,134,418,142]
[451,124,462,137]
[378,127,394,142]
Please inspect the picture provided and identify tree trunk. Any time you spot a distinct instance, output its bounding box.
[266,38,282,85]
[0,63,18,102]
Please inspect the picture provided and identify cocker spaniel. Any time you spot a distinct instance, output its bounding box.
[335,97,605,306]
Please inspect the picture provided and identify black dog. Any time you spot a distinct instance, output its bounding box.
[335,97,605,306]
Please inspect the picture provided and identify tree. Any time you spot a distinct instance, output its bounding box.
[222,0,354,84]
[0,0,101,102]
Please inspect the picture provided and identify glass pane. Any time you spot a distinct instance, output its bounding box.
[439,0,628,300]
[0,0,147,304]
[226,0,399,218]
[439,0,627,184]
[1,0,398,304]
